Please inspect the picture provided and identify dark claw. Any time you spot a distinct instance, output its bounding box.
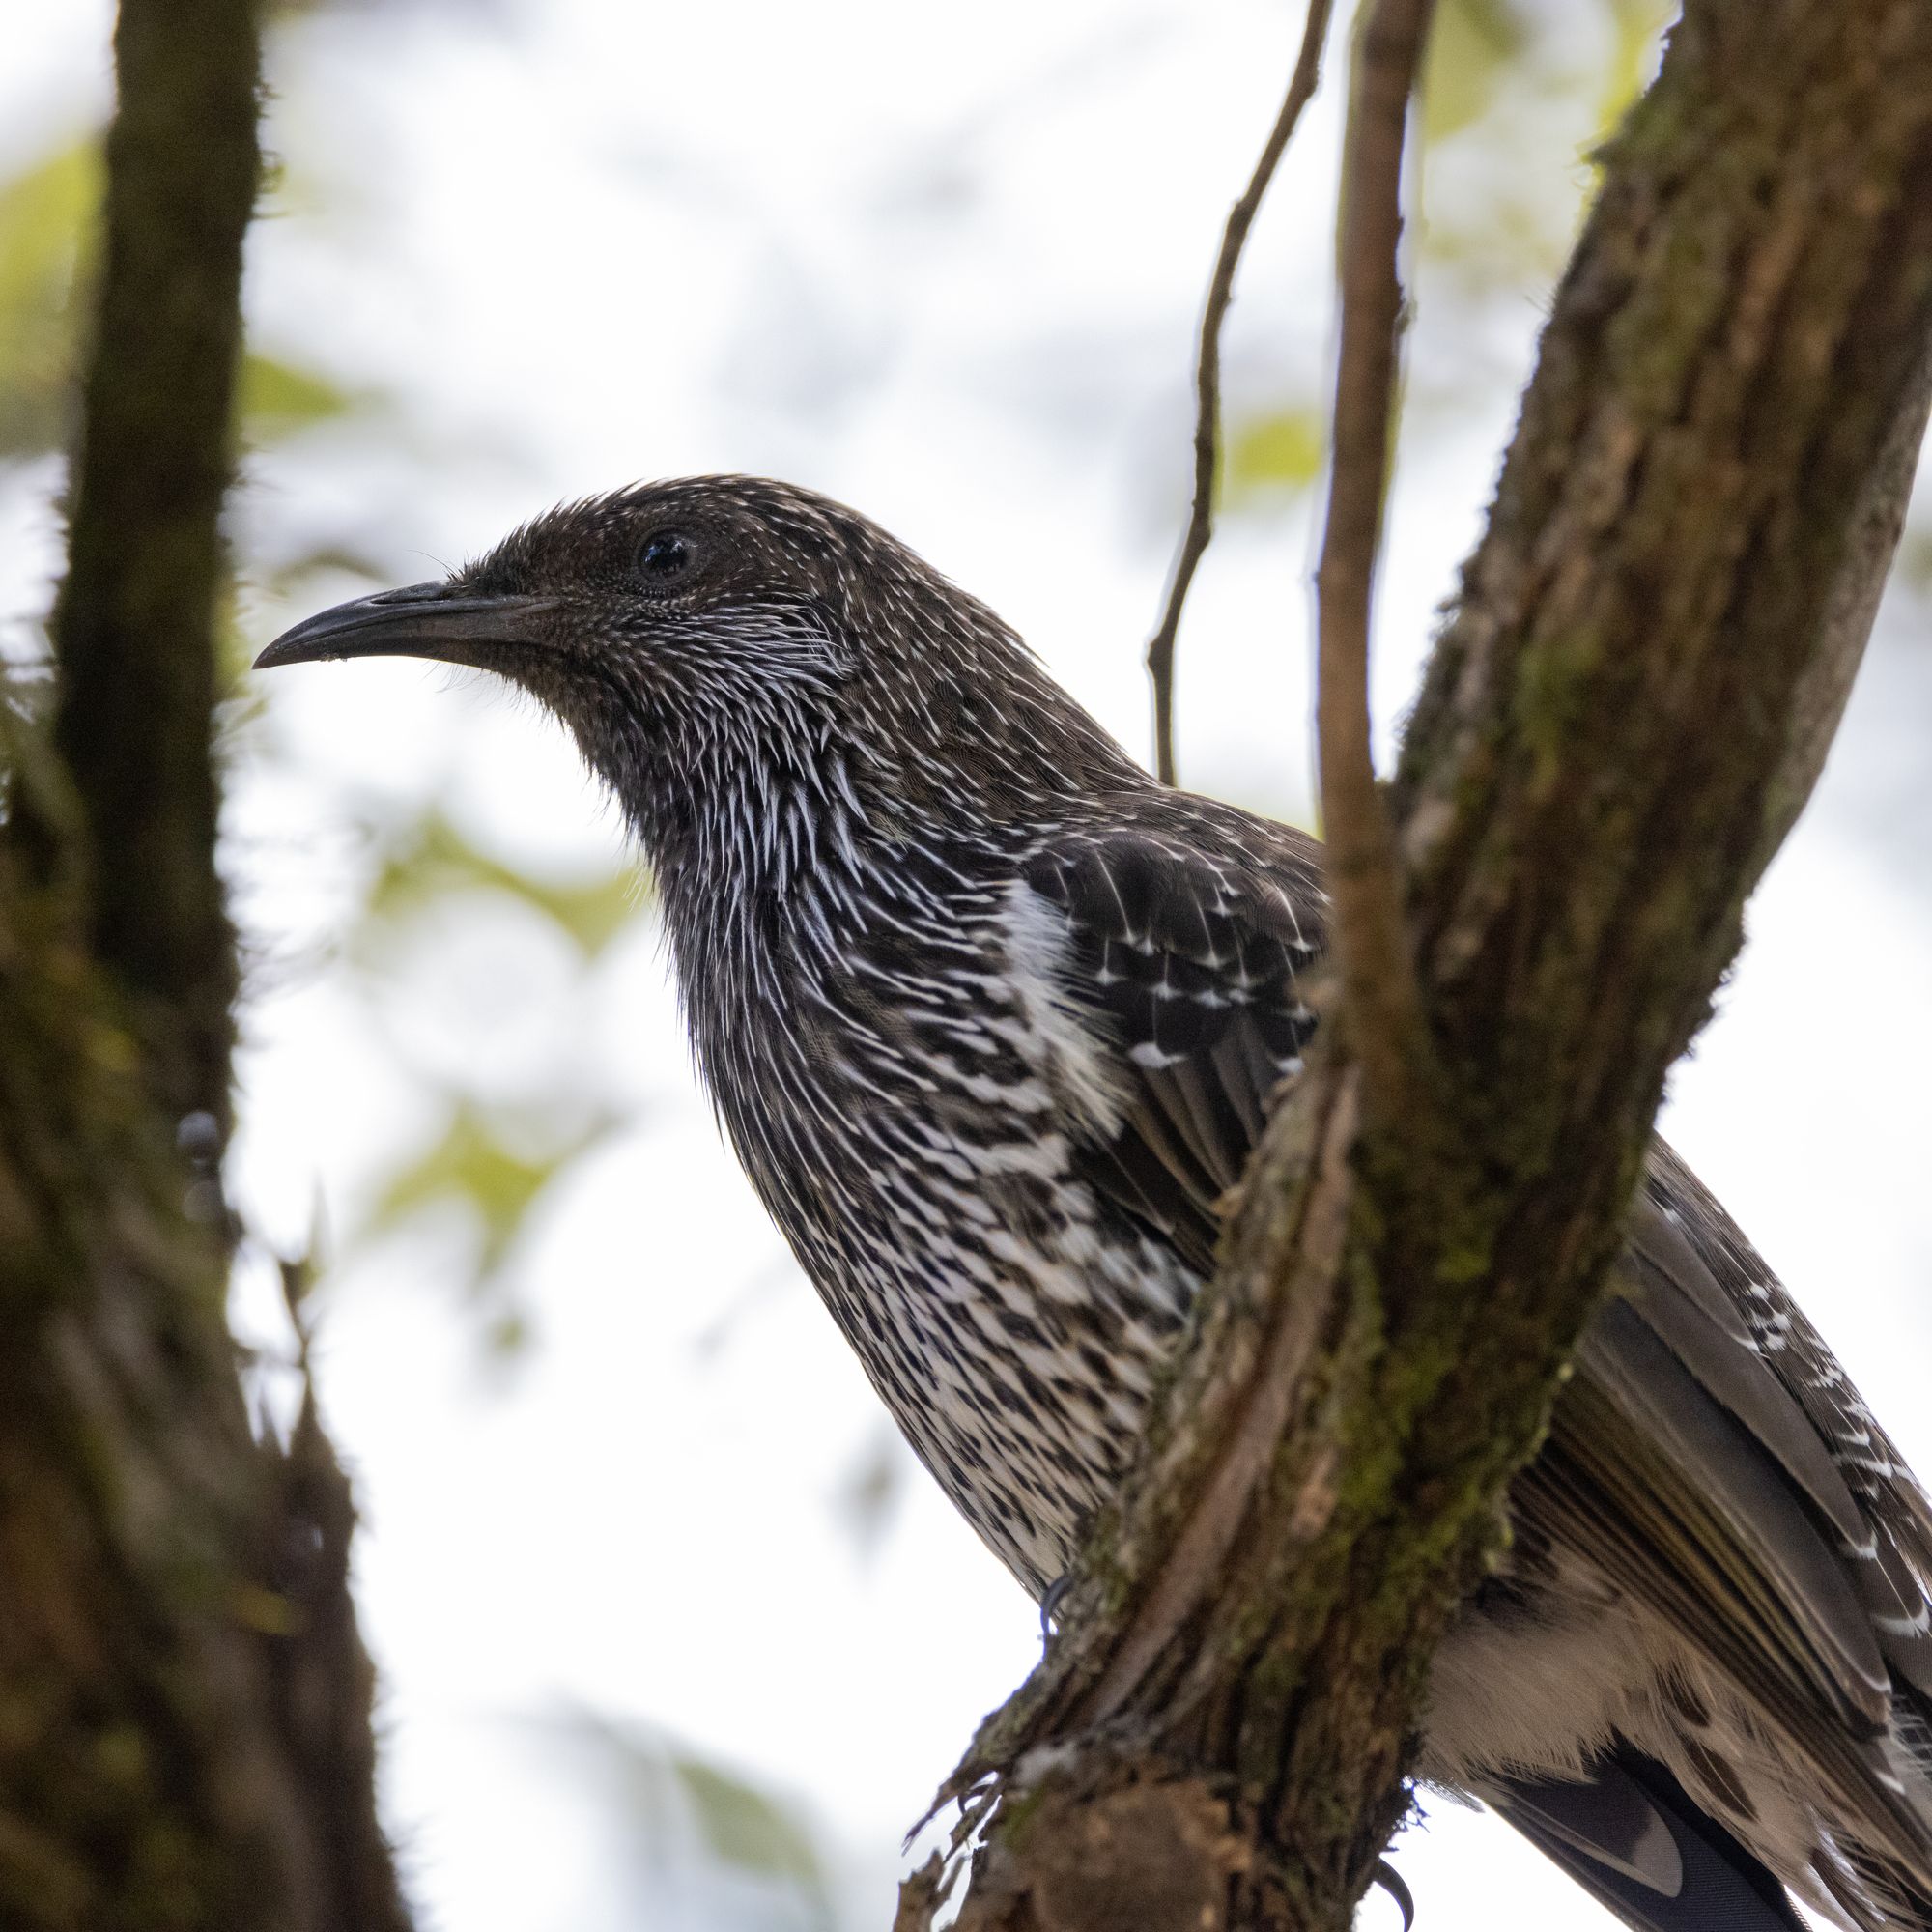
[1372,1858,1415,1932]
[1038,1572,1074,1642]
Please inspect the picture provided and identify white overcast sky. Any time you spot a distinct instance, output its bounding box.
[5,4,1931,1929]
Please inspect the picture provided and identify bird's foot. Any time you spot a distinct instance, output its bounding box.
[1038,1573,1073,1644]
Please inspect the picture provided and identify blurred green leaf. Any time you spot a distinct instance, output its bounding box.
[0,137,99,457]
[364,1098,616,1321]
[261,545,395,598]
[544,1708,837,1928]
[338,808,646,1357]
[1414,0,1673,293]
[1418,185,1570,286]
[1597,0,1675,140]
[1223,406,1324,504]
[0,135,371,459]
[240,353,359,437]
[361,808,643,960]
[1421,0,1530,146]
[673,1752,829,1900]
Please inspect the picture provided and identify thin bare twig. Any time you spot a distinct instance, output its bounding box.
[1145,0,1336,787]
[1313,0,1437,1124]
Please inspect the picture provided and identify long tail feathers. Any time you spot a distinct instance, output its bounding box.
[1492,1747,1809,1932]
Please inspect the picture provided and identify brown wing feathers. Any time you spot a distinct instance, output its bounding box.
[1029,810,1932,1928]
[1024,823,1322,1261]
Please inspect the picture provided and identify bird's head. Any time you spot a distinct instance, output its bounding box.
[258,476,1140,874]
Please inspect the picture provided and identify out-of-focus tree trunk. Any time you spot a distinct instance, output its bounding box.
[0,3,410,1927]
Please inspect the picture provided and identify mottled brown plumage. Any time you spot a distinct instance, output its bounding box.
[261,477,1932,1932]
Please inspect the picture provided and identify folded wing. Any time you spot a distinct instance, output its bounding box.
[1026,808,1932,1932]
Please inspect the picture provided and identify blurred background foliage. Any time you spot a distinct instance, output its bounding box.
[542,1710,840,1932]
[4,1,1927,1926]
[0,134,368,462]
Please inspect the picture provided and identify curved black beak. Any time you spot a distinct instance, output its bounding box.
[254,581,560,671]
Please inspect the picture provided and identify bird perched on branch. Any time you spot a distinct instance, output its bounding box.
[261,477,1932,1932]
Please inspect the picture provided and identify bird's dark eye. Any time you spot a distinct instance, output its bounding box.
[638,531,695,583]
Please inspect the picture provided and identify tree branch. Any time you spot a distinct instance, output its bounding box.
[1313,0,1437,1135]
[910,3,1932,1927]
[1145,0,1335,787]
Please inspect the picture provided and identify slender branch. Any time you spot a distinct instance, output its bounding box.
[1313,0,1437,1131]
[1145,0,1335,787]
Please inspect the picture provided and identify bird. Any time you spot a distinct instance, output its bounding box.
[259,475,1932,1932]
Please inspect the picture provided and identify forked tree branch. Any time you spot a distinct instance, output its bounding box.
[908,4,1932,1928]
[1145,0,1336,786]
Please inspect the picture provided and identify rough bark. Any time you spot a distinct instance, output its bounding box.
[0,3,410,1927]
[908,4,1932,1929]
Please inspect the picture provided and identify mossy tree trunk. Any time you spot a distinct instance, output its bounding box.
[0,3,410,1928]
[906,4,1932,1929]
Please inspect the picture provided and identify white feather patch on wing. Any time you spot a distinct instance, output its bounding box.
[997,876,1130,1144]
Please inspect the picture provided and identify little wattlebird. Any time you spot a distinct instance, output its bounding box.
[260,477,1932,1932]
